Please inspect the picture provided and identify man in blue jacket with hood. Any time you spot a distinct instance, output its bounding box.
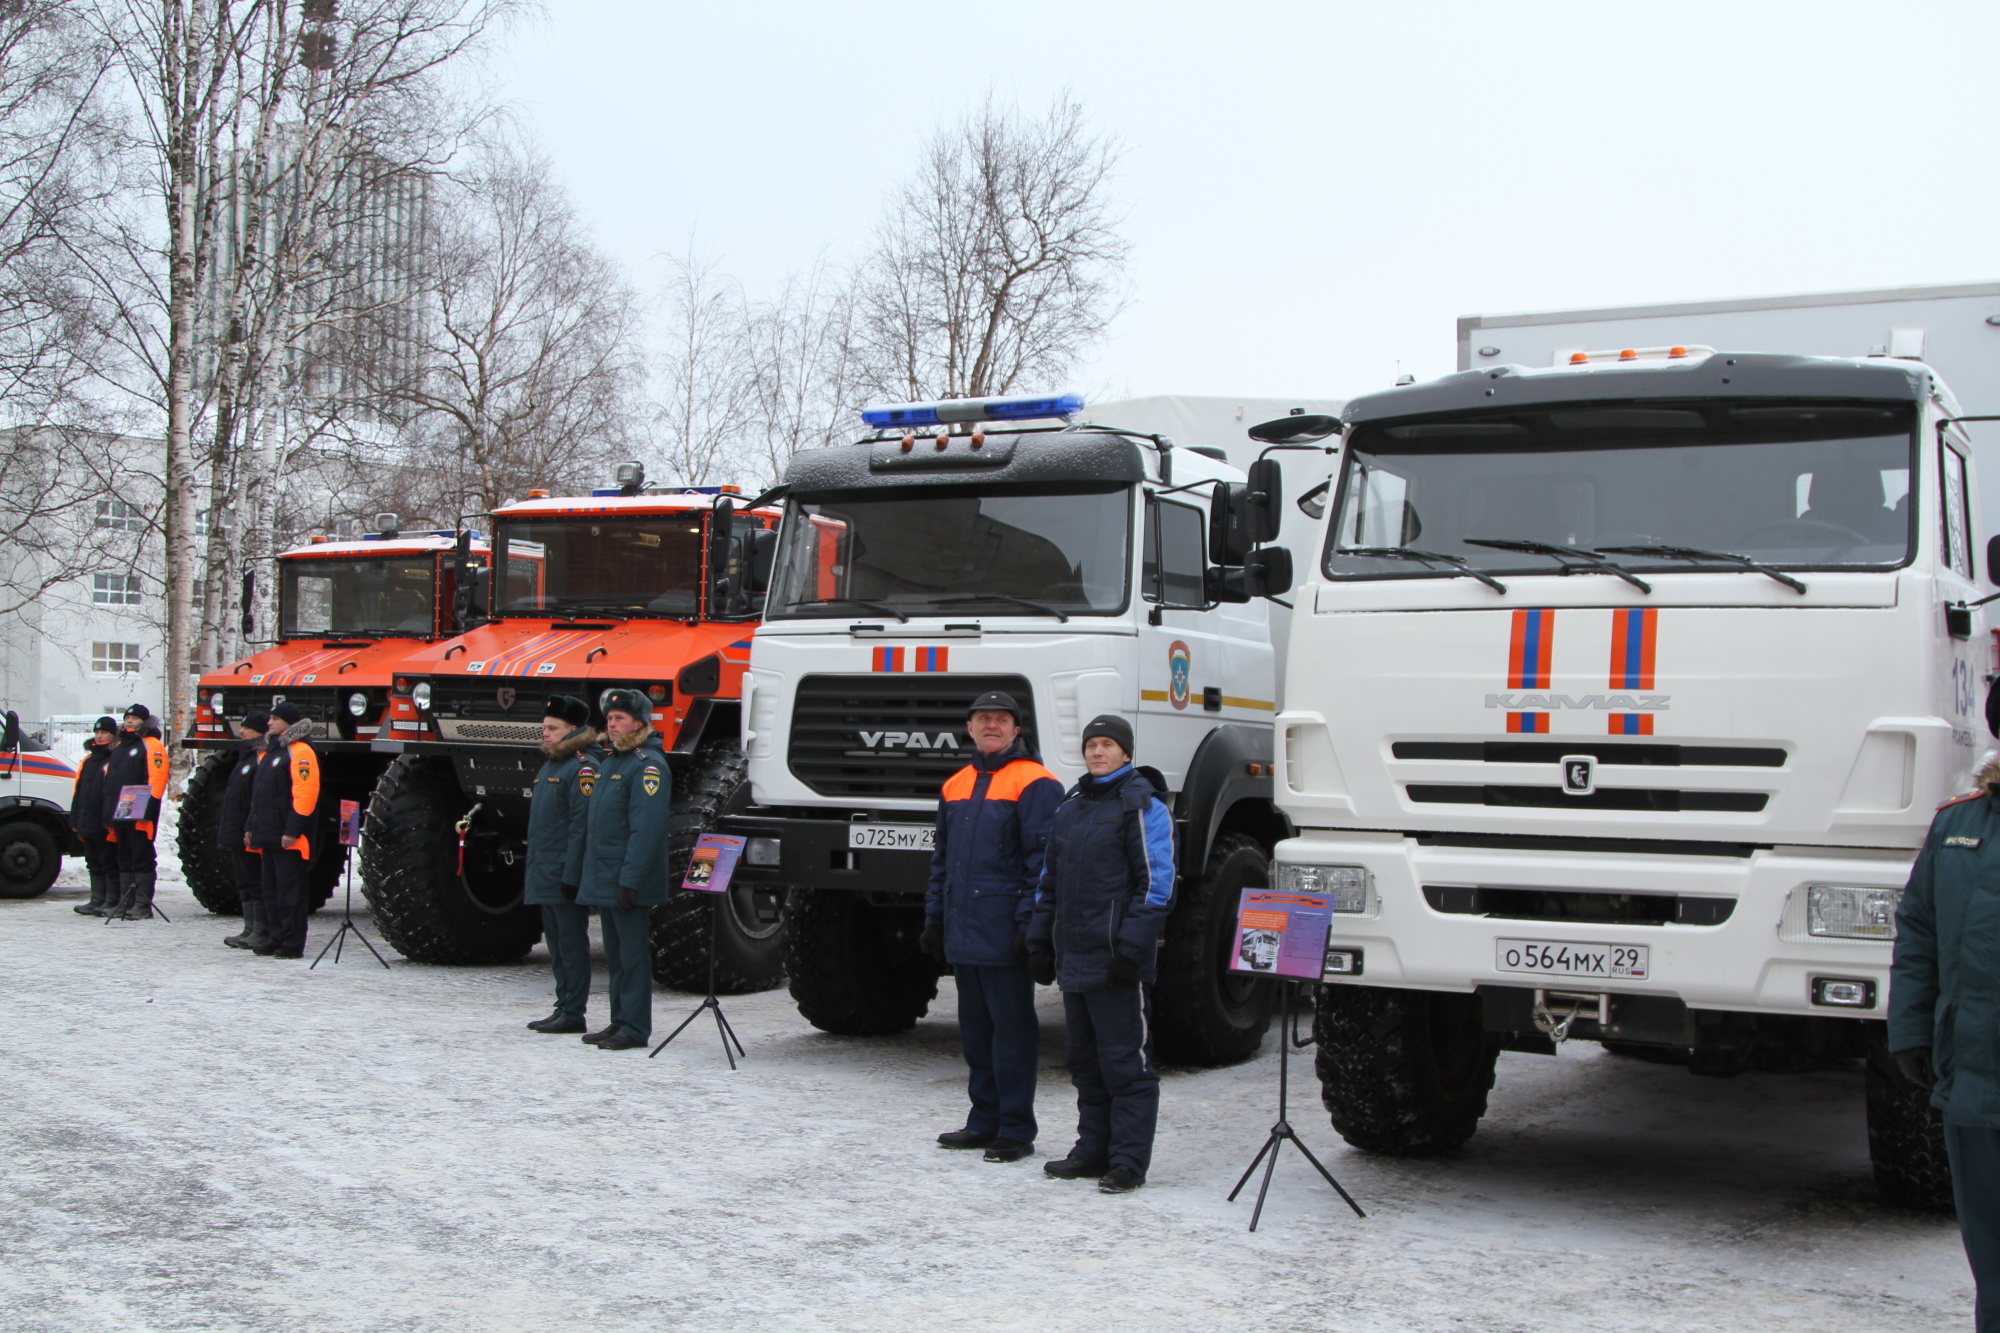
[1891,751,2000,1331]
[924,690,1063,1163]
[523,695,599,1034]
[1027,714,1175,1194]
[577,689,671,1051]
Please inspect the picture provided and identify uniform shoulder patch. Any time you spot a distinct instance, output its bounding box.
[641,767,661,797]
[1938,789,1987,810]
[578,772,595,796]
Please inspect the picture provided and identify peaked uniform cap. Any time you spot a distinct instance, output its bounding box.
[966,690,1022,722]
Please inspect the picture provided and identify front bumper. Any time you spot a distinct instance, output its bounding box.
[1281,829,1908,1018]
[715,811,932,897]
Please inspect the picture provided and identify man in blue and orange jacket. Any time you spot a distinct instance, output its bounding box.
[924,690,1063,1164]
[246,702,321,959]
[102,704,170,920]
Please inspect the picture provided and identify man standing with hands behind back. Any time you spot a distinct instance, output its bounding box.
[576,689,671,1052]
[523,696,599,1034]
[924,691,1063,1164]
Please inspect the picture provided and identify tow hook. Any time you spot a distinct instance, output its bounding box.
[1532,989,1608,1045]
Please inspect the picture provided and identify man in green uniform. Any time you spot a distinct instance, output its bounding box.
[523,695,599,1035]
[1890,755,2000,1333]
[576,689,671,1052]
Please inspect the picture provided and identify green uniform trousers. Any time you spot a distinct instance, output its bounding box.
[541,903,591,1023]
[598,904,653,1041]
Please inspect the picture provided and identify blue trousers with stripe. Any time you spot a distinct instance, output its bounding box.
[954,964,1039,1143]
[1063,983,1158,1174]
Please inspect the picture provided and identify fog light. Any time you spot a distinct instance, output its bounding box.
[209,692,224,714]
[1811,976,1877,1008]
[347,691,369,717]
[745,837,782,867]
[411,682,432,711]
[1271,863,1370,912]
[1806,884,1901,940]
[1324,947,1364,977]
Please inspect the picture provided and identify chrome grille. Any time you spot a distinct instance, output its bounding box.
[787,673,1036,799]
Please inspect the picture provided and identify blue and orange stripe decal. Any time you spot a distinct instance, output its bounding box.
[1608,608,1658,735]
[872,646,904,673]
[262,647,357,686]
[470,628,597,675]
[870,645,949,672]
[915,645,948,672]
[14,754,76,780]
[1506,609,1554,733]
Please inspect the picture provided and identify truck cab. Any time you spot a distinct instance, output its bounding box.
[726,394,1294,1063]
[176,523,488,914]
[1268,348,1980,1204]
[0,707,81,899]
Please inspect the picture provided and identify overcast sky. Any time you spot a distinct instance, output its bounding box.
[491,1,2000,406]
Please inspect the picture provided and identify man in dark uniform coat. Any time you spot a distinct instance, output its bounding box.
[524,695,599,1034]
[245,701,320,959]
[101,704,169,920]
[219,710,271,950]
[576,689,671,1051]
[68,717,119,916]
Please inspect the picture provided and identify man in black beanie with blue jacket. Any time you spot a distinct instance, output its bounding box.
[1027,713,1175,1194]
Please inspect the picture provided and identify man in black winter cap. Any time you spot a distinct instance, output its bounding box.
[1028,713,1175,1193]
[68,717,120,915]
[246,701,320,958]
[102,703,170,919]
[219,710,271,950]
[523,695,599,1033]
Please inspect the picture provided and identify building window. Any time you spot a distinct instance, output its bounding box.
[196,507,233,537]
[91,573,142,605]
[94,500,145,531]
[91,642,142,674]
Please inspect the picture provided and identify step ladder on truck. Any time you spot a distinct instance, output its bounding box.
[361,468,789,988]
[719,393,1298,1064]
[177,520,490,915]
[1252,347,1986,1207]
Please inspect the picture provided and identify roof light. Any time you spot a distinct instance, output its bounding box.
[1668,346,1688,358]
[527,488,549,498]
[860,392,1086,428]
[1569,351,1588,365]
[1618,348,1638,361]
[613,461,645,496]
[1557,344,1717,368]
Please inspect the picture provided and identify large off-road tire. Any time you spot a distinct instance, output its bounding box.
[1153,832,1276,1066]
[1865,1043,1954,1211]
[1314,984,1501,1155]
[360,754,541,964]
[0,820,60,898]
[177,750,242,913]
[651,738,786,994]
[785,889,939,1035]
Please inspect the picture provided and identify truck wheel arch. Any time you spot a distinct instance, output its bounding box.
[1174,723,1291,874]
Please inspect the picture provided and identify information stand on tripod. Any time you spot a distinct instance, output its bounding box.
[1222,883,1366,1231]
[650,833,746,1068]
[312,800,389,970]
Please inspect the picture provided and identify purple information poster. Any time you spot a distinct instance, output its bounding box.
[113,785,149,822]
[338,799,361,847]
[1230,888,1335,980]
[683,833,745,894]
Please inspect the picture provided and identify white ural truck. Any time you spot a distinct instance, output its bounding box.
[721,394,1297,1065]
[0,707,82,899]
[1263,347,1985,1207]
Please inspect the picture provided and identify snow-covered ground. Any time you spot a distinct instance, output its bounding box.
[1,808,1974,1332]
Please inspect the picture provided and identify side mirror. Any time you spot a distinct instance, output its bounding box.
[1,710,18,750]
[451,530,475,631]
[1248,413,1339,445]
[1209,482,1251,566]
[1244,546,1295,599]
[239,568,255,637]
[746,528,778,594]
[1987,533,2000,585]
[1205,566,1251,604]
[469,567,491,623]
[1247,459,1283,544]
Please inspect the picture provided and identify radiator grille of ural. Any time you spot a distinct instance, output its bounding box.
[430,677,592,720]
[436,718,546,743]
[787,673,1036,799]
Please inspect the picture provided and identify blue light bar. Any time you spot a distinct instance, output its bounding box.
[861,392,1086,428]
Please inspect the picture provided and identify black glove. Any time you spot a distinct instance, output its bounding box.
[560,883,579,902]
[616,883,637,913]
[1893,1047,1935,1091]
[1028,950,1055,987]
[1107,950,1140,988]
[919,923,944,961]
[1012,931,1029,962]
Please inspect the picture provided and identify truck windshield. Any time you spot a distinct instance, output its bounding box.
[279,556,438,637]
[493,516,707,618]
[767,483,1131,619]
[1324,401,1918,581]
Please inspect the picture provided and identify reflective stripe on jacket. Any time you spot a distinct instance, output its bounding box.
[1027,764,1176,989]
[576,727,673,908]
[246,719,320,859]
[524,727,599,906]
[925,742,1063,967]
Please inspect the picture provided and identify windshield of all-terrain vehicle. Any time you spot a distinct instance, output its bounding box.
[279,556,438,637]
[493,517,707,618]
[768,484,1131,618]
[1323,402,1919,580]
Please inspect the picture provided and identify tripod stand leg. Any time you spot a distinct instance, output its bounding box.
[1227,1131,1281,1202]
[647,999,708,1057]
[1246,1133,1287,1232]
[1288,1132,1368,1218]
[713,1003,746,1058]
[311,930,339,967]
[710,1002,738,1071]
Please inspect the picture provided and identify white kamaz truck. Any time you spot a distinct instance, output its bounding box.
[1263,348,1981,1207]
[722,394,1297,1064]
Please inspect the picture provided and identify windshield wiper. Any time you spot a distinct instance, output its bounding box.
[1463,538,1652,594]
[1594,544,1808,595]
[803,597,909,624]
[1339,547,1508,595]
[932,594,1070,622]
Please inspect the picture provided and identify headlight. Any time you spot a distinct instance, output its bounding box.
[209,692,223,714]
[1271,863,1371,913]
[411,682,432,711]
[347,691,369,717]
[1806,884,1901,941]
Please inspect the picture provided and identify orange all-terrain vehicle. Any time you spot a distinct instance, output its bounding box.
[359,467,785,988]
[177,522,489,914]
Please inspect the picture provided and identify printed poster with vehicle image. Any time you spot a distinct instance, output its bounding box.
[1231,888,1334,979]
[113,784,150,822]
[338,799,361,847]
[683,833,745,894]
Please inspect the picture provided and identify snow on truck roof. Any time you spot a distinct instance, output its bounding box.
[279,534,485,559]
[493,493,778,518]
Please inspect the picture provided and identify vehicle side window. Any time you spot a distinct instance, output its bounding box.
[1942,443,1972,578]
[1143,497,1206,607]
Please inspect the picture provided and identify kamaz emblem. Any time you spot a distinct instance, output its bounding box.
[1486,693,1670,711]
[858,731,960,750]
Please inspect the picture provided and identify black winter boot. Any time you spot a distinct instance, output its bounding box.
[225,902,259,948]
[129,874,159,921]
[75,874,110,915]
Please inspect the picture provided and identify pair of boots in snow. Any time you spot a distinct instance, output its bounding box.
[73,872,160,921]
[223,901,279,955]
